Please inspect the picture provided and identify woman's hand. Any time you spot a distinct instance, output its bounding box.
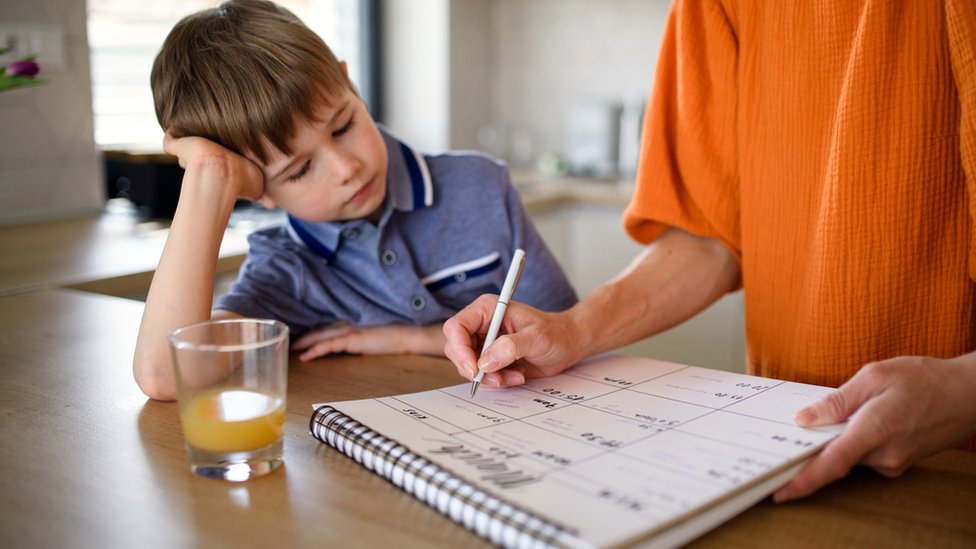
[774,352,976,502]
[443,295,585,389]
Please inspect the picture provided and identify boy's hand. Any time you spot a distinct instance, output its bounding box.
[292,323,447,360]
[163,131,265,200]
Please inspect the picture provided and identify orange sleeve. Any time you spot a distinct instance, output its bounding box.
[946,0,976,281]
[622,0,741,261]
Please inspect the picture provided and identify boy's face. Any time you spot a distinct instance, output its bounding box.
[251,88,388,223]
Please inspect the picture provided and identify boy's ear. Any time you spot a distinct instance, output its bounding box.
[339,61,362,98]
[256,196,277,210]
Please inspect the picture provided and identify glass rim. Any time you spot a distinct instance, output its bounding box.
[168,318,290,353]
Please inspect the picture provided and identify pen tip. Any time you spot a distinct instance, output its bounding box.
[469,381,480,398]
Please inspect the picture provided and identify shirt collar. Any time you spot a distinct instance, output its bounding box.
[286,126,434,260]
[382,126,434,212]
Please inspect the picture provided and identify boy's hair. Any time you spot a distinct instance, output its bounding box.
[150,0,353,164]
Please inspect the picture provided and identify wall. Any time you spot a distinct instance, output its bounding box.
[0,0,102,225]
[487,0,671,165]
[381,0,493,153]
[446,0,492,152]
[380,0,450,151]
[383,0,671,162]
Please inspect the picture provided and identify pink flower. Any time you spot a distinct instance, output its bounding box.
[0,55,43,93]
[6,59,40,77]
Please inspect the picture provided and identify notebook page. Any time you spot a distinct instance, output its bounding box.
[314,354,843,548]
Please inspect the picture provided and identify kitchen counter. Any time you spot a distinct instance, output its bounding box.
[0,175,628,299]
[0,201,265,298]
[512,171,636,213]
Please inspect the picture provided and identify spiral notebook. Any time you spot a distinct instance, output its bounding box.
[310,354,844,548]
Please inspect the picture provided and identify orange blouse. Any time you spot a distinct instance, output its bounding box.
[624,0,976,392]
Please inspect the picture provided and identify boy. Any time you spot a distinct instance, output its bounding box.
[134,0,577,400]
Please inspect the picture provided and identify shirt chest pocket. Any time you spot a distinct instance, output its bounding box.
[420,251,503,302]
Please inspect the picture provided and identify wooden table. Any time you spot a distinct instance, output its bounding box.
[0,290,973,548]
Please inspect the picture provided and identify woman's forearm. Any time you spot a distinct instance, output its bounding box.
[565,227,741,362]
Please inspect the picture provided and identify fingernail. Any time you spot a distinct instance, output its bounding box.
[483,373,498,387]
[502,370,524,386]
[479,357,498,372]
[465,363,477,379]
[794,407,817,426]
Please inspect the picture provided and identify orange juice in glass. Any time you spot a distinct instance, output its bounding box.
[169,319,289,481]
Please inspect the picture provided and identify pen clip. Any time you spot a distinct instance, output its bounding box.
[504,258,524,304]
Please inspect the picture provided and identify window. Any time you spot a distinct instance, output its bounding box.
[87,0,376,150]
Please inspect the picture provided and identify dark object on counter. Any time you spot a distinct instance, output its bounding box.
[103,150,184,219]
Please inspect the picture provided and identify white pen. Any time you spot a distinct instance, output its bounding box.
[470,248,526,398]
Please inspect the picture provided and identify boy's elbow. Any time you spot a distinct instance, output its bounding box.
[138,379,178,402]
[133,354,178,401]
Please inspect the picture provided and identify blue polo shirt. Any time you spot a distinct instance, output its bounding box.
[214,127,578,337]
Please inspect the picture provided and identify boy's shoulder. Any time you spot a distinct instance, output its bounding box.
[424,147,504,167]
[422,149,510,189]
[244,224,302,255]
[380,126,514,200]
[380,126,505,176]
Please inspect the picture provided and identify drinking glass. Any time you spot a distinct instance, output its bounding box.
[168,318,289,481]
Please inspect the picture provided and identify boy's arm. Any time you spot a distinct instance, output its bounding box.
[133,134,264,401]
[292,323,447,361]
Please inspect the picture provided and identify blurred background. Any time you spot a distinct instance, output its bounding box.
[0,0,667,220]
[0,0,745,371]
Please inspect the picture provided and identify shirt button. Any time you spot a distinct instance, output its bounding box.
[410,295,426,311]
[453,272,467,282]
[382,250,397,265]
[342,227,360,239]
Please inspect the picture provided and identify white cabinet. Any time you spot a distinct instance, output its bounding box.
[530,201,746,373]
